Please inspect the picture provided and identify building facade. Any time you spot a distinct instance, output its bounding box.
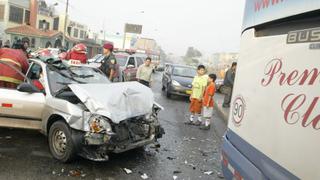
[210,52,239,78]
[0,0,101,58]
[0,0,31,46]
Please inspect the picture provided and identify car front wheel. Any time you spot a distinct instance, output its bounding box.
[48,121,76,163]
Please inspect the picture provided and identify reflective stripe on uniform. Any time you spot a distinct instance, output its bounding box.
[0,76,22,84]
[1,103,13,108]
[0,58,22,68]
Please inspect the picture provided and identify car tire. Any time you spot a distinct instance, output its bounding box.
[166,84,171,98]
[48,121,76,163]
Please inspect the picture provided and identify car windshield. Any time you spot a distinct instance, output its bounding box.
[95,55,105,63]
[47,65,110,94]
[92,54,102,59]
[115,55,128,66]
[172,67,197,78]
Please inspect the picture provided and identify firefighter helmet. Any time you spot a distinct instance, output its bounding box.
[73,43,87,54]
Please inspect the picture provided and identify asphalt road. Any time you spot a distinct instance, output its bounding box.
[0,72,227,180]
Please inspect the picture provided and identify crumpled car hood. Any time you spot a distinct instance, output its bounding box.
[68,82,154,124]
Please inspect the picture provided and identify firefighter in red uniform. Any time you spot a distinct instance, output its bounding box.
[0,48,29,89]
[65,43,88,64]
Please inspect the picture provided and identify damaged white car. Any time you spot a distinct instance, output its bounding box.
[0,59,164,162]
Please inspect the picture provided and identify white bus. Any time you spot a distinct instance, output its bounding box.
[221,0,320,179]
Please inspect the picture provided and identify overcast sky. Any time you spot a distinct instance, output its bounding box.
[48,0,246,56]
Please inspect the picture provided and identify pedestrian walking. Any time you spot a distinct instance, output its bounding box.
[100,43,117,82]
[136,57,153,87]
[200,74,217,130]
[223,62,237,108]
[185,65,208,126]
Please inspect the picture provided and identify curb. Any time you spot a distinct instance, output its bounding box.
[214,101,230,124]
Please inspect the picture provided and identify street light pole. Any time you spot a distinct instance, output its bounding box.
[122,24,126,49]
[62,0,69,48]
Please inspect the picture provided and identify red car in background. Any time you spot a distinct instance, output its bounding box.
[88,51,147,82]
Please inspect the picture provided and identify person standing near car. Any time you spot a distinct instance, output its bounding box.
[200,73,217,130]
[223,62,237,108]
[136,57,153,87]
[100,43,118,82]
[185,65,208,126]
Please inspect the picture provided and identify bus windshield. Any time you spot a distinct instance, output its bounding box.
[242,0,320,31]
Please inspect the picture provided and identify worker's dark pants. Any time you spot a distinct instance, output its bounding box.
[223,86,233,107]
[138,80,150,87]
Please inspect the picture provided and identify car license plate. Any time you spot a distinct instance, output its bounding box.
[186,90,192,95]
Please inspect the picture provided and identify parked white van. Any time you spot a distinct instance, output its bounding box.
[221,0,320,179]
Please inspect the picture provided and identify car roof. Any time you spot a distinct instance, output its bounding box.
[29,59,98,69]
[169,64,196,69]
[114,52,147,58]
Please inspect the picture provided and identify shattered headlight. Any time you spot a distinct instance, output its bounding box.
[88,115,113,134]
[145,103,164,122]
[152,103,163,115]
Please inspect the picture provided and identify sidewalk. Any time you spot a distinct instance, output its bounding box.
[214,93,230,124]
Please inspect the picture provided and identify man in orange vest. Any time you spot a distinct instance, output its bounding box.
[0,48,29,89]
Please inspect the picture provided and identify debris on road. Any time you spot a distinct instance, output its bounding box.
[123,168,133,174]
[173,170,182,174]
[199,150,209,157]
[162,148,170,152]
[217,172,225,179]
[141,173,149,179]
[150,143,161,149]
[167,156,176,160]
[5,136,11,139]
[69,170,82,177]
[204,171,213,175]
[173,175,178,180]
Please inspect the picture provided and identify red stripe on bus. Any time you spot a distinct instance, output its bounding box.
[234,170,243,180]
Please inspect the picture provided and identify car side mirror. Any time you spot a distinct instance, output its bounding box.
[127,64,135,69]
[17,83,40,93]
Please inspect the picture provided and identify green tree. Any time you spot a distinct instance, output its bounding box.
[184,47,202,65]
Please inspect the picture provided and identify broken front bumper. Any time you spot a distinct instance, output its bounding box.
[72,122,164,161]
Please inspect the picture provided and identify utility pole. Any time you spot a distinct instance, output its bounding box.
[103,19,106,41]
[122,24,127,49]
[62,0,69,48]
